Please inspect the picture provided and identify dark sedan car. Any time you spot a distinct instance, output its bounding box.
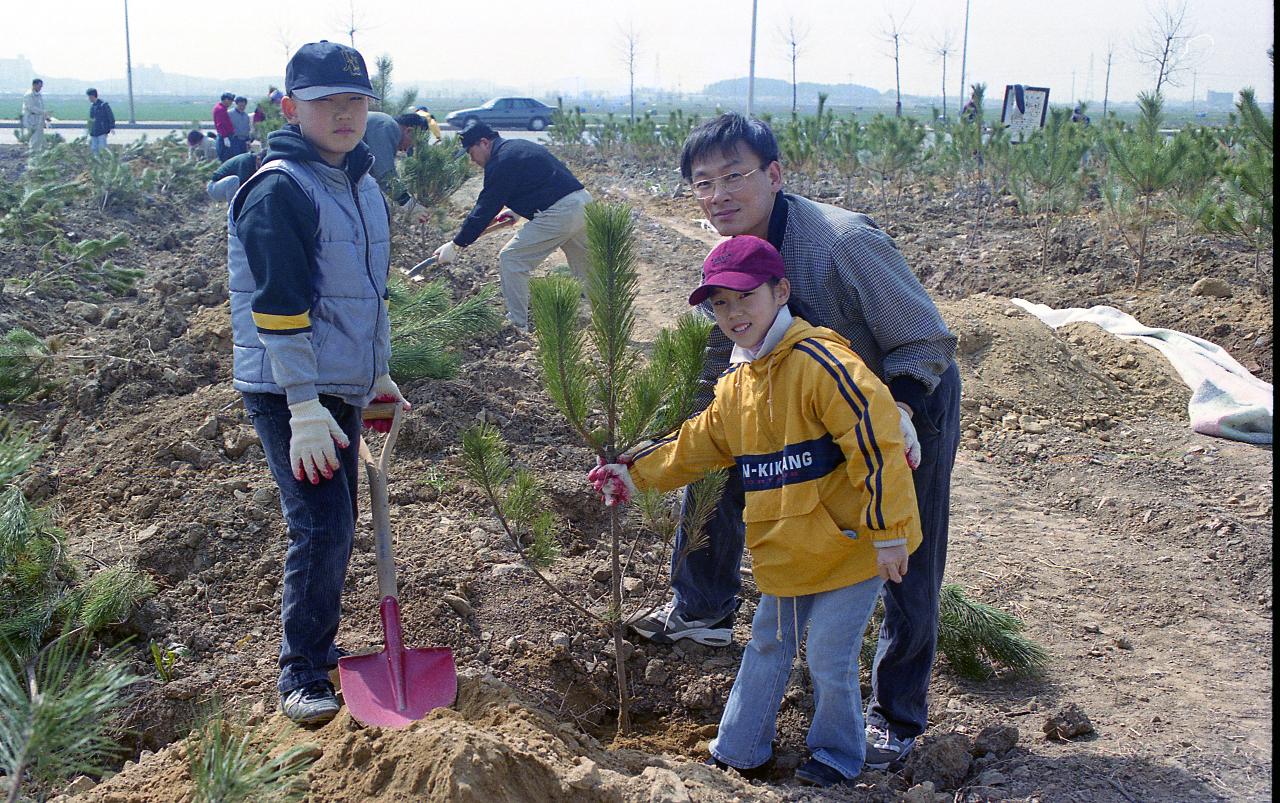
[445,97,556,131]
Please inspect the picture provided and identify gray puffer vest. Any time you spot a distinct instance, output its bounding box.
[227,158,391,406]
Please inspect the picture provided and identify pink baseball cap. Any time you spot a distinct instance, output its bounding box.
[688,236,786,306]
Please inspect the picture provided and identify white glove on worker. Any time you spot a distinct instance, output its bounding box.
[896,402,922,471]
[587,458,638,507]
[371,373,412,413]
[288,399,349,484]
[432,240,460,265]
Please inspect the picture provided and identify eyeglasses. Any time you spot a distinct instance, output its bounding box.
[690,166,764,199]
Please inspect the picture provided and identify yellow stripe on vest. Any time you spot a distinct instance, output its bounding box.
[253,310,311,330]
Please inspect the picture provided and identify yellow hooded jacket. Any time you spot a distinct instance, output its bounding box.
[630,318,922,597]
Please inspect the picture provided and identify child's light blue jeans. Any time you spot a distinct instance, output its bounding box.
[709,575,884,779]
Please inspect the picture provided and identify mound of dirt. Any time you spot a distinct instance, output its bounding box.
[73,672,777,803]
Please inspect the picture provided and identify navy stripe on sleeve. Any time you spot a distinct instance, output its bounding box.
[794,340,887,529]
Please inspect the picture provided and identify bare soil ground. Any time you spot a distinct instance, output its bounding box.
[0,144,1271,802]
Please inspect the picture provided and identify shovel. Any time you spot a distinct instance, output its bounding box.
[338,402,457,728]
[401,213,518,279]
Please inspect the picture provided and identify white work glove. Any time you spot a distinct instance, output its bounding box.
[206,174,240,202]
[432,241,459,265]
[896,402,922,471]
[371,373,412,413]
[587,457,638,507]
[288,399,349,484]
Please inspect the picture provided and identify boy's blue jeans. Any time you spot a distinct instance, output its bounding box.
[709,576,884,777]
[673,363,961,740]
[242,392,362,695]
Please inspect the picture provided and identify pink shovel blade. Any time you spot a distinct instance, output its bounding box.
[339,647,457,728]
[338,596,457,728]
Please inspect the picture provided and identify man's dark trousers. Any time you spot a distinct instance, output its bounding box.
[669,363,961,739]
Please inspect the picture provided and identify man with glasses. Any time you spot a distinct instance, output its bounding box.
[628,112,960,772]
[430,121,591,332]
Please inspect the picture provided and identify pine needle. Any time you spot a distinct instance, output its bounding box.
[0,638,136,798]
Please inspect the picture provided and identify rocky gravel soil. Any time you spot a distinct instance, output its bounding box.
[0,144,1270,802]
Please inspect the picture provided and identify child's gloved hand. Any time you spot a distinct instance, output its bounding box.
[364,376,411,433]
[288,399,349,484]
[875,544,910,583]
[896,403,921,471]
[587,455,637,507]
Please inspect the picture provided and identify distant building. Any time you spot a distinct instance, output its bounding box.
[1206,90,1235,109]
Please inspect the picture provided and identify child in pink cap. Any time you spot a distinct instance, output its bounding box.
[589,235,923,787]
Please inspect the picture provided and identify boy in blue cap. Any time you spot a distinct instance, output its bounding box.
[227,40,409,724]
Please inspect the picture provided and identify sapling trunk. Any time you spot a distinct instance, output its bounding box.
[527,202,709,733]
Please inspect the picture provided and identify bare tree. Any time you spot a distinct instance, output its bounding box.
[880,10,912,117]
[1103,42,1116,117]
[930,29,955,121]
[778,17,810,116]
[619,23,640,124]
[275,24,294,62]
[336,0,374,50]
[1132,0,1197,96]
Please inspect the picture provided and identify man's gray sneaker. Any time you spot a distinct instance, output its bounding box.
[280,680,340,725]
[864,722,916,769]
[627,599,734,647]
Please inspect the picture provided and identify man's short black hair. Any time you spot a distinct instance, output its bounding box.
[394,113,429,128]
[86,88,98,98]
[221,92,235,101]
[234,96,248,104]
[679,112,780,181]
[187,130,204,145]
[32,78,43,87]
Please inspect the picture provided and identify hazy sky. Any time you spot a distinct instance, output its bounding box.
[5,0,1273,104]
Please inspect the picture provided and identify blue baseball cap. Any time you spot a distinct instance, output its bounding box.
[285,41,377,101]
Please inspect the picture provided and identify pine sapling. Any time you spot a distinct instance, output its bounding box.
[860,584,1049,680]
[1101,92,1189,287]
[396,135,470,228]
[501,201,710,733]
[0,638,136,803]
[0,329,52,404]
[1009,106,1090,272]
[1200,88,1273,289]
[189,708,317,803]
[387,278,503,382]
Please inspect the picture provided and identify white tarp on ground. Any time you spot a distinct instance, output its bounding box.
[1011,299,1273,445]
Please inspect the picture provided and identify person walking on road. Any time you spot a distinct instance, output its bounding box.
[229,96,253,157]
[22,78,52,156]
[626,113,961,773]
[86,88,116,155]
[212,91,236,161]
[430,121,591,332]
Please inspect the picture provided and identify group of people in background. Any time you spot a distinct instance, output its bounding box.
[19,78,116,158]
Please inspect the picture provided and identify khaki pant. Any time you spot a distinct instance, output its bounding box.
[497,189,592,330]
[25,120,45,156]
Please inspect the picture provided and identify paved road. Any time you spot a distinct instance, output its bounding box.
[0,123,549,147]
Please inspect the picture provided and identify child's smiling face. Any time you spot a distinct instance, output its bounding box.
[709,279,791,351]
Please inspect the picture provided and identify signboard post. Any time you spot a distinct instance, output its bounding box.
[1000,84,1050,142]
